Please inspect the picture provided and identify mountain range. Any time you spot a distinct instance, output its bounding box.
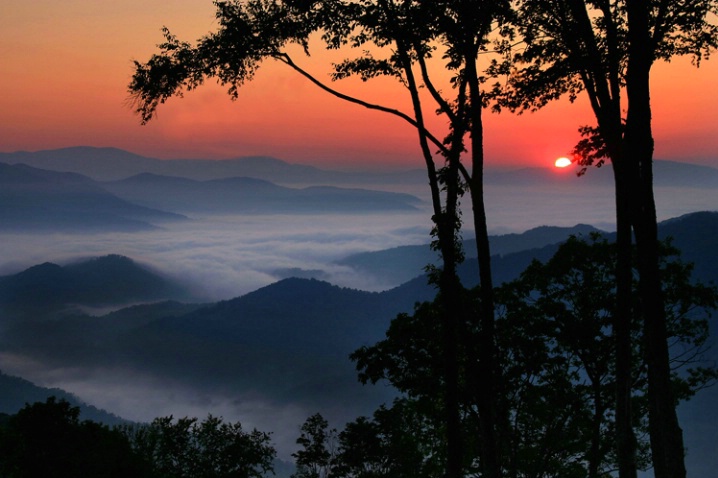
[2,212,717,417]
[101,173,422,214]
[0,162,185,231]
[4,146,718,190]
[0,255,192,315]
[0,146,426,184]
[0,371,128,426]
[337,223,602,285]
[0,161,423,232]
[2,146,717,474]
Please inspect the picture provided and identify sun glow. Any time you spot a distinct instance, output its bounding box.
[554,157,572,168]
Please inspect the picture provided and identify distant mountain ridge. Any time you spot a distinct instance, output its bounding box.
[337,223,602,286]
[0,161,424,227]
[102,172,422,214]
[0,162,185,231]
[4,146,717,190]
[0,146,426,184]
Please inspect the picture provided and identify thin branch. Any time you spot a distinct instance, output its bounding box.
[276,52,450,157]
[417,53,460,126]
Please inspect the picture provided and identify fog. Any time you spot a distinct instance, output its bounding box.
[1,179,717,461]
[0,211,432,301]
[1,180,714,298]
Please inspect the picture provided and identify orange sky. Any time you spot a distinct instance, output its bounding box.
[1,1,717,170]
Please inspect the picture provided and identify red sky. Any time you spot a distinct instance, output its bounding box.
[2,1,717,171]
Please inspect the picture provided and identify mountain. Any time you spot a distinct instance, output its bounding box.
[5,147,717,191]
[0,146,426,184]
[0,371,128,426]
[337,223,602,286]
[0,278,411,425]
[336,211,718,311]
[0,162,185,231]
[657,211,718,284]
[112,277,417,410]
[483,159,718,189]
[102,173,423,214]
[0,254,192,313]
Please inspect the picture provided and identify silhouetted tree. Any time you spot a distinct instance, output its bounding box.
[120,414,275,478]
[128,2,513,476]
[336,399,442,478]
[0,397,150,478]
[499,2,718,476]
[291,413,339,478]
[498,234,717,477]
[352,235,716,477]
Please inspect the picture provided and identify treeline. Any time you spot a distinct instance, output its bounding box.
[0,397,275,478]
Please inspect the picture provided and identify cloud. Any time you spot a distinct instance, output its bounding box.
[0,212,433,301]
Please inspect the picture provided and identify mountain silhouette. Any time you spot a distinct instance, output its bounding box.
[0,162,185,231]
[103,173,422,214]
[0,371,128,426]
[337,223,602,286]
[0,254,191,312]
[5,147,717,191]
[0,146,423,184]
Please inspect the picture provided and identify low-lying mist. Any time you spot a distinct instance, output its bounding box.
[0,212,432,301]
[1,179,717,461]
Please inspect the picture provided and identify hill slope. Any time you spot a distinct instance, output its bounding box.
[0,254,191,312]
[0,371,127,426]
[0,162,185,231]
[103,173,422,214]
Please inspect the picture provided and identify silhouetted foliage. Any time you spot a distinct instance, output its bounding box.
[350,235,716,477]
[0,398,276,478]
[499,3,718,476]
[291,413,338,478]
[120,414,275,478]
[0,397,150,478]
[291,404,443,478]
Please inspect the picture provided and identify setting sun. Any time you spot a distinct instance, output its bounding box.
[555,157,572,168]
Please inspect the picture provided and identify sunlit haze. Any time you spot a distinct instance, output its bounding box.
[1,1,717,169]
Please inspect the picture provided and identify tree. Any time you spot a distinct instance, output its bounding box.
[0,397,150,478]
[120,414,275,478]
[291,413,339,478]
[498,234,717,477]
[336,400,442,478]
[499,2,718,476]
[291,403,445,478]
[128,2,513,476]
[352,234,717,477]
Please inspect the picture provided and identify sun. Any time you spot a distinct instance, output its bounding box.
[554,157,572,168]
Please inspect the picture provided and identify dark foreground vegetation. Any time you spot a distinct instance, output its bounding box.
[0,397,275,478]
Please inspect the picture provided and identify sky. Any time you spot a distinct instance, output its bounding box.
[1,1,718,170]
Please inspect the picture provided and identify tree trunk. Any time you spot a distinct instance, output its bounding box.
[466,52,501,478]
[393,31,465,478]
[625,2,686,477]
[612,157,638,478]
